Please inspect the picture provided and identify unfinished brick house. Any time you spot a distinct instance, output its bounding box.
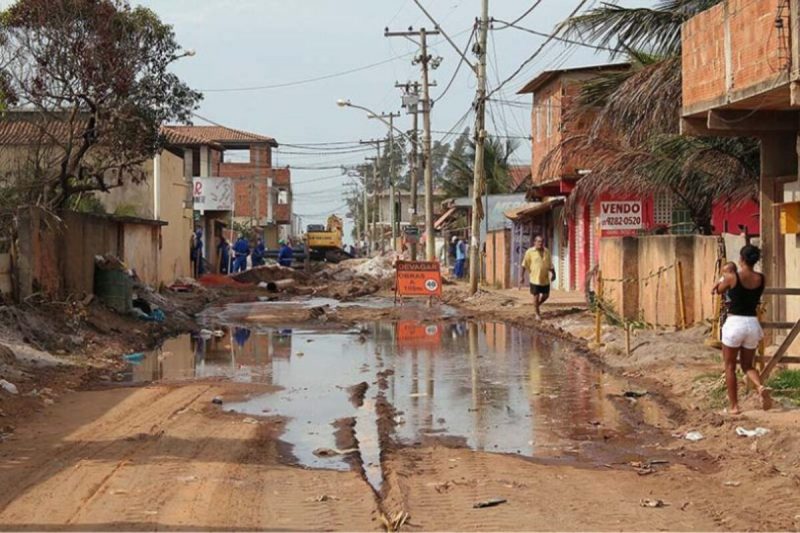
[681,0,800,350]
[517,60,760,293]
[517,63,633,292]
[164,125,292,247]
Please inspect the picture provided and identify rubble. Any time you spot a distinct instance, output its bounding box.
[0,379,19,395]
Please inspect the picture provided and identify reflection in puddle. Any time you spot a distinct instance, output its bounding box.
[132,317,624,490]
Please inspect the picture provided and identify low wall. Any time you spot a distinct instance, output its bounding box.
[15,208,162,300]
[485,229,511,289]
[600,235,721,327]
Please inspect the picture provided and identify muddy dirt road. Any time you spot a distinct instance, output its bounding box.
[0,299,797,531]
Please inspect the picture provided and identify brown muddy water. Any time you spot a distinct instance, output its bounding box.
[126,302,675,490]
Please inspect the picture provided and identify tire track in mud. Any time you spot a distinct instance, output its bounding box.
[0,385,209,519]
[62,385,213,525]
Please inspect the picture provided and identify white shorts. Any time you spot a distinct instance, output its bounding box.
[722,315,763,350]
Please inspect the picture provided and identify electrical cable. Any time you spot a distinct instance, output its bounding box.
[434,25,477,105]
[491,19,619,53]
[410,0,476,71]
[492,0,544,30]
[488,0,593,99]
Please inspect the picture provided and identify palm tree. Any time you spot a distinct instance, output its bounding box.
[547,0,759,234]
[442,135,520,199]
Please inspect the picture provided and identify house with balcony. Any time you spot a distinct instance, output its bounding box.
[518,59,760,293]
[681,0,800,345]
[518,63,633,291]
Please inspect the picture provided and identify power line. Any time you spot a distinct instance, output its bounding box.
[434,25,476,105]
[488,0,593,99]
[491,18,619,53]
[199,54,415,93]
[410,0,476,72]
[492,0,544,30]
[198,27,473,94]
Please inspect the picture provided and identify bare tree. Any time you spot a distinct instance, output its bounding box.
[0,0,202,210]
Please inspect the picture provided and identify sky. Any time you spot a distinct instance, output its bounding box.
[2,0,650,241]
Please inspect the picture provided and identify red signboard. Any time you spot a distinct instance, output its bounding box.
[395,261,443,298]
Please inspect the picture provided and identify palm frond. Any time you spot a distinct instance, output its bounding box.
[558,0,723,58]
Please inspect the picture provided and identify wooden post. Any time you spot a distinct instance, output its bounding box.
[676,261,687,330]
[303,235,310,271]
[594,271,604,345]
[757,304,766,373]
[625,321,632,357]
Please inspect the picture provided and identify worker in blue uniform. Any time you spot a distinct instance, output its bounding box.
[217,235,231,274]
[232,235,250,273]
[251,238,266,267]
[278,239,294,268]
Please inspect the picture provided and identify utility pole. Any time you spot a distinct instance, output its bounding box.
[368,112,400,251]
[361,139,386,253]
[397,80,434,261]
[386,27,441,261]
[469,0,489,295]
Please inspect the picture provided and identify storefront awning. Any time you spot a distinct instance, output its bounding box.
[504,198,564,222]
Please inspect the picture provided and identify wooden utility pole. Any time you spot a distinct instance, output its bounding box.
[368,113,401,251]
[469,0,489,295]
[386,27,441,261]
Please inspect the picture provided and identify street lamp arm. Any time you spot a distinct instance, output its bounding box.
[337,99,412,144]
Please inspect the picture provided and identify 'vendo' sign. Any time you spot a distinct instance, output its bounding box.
[599,201,644,231]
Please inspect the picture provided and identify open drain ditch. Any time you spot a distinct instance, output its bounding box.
[125,310,700,501]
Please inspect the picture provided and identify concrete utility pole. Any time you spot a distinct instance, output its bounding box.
[361,139,387,252]
[386,27,441,261]
[469,0,489,295]
[396,80,434,261]
[369,112,401,250]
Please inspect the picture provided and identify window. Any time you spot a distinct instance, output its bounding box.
[671,208,694,234]
[654,193,673,226]
[277,189,289,205]
[535,107,541,141]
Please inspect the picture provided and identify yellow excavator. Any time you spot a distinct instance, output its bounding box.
[304,215,352,263]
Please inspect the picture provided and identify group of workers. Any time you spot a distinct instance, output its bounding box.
[190,228,295,276]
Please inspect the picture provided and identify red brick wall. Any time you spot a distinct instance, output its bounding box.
[217,144,291,222]
[530,76,610,184]
[683,0,788,113]
[530,79,563,185]
[274,203,291,224]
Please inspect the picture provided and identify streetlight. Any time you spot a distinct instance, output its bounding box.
[337,99,412,143]
[338,99,412,255]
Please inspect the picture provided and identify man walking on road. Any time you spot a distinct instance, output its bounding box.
[522,235,555,319]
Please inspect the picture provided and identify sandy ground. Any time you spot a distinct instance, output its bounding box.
[1,379,797,531]
[1,279,799,531]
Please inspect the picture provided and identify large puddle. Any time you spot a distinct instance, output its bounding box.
[128,306,660,489]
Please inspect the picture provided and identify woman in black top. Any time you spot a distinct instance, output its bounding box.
[712,244,772,414]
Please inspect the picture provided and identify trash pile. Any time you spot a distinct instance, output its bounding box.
[312,252,398,300]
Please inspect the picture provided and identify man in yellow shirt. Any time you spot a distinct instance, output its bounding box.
[521,235,555,319]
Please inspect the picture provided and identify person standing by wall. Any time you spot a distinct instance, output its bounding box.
[190,228,204,278]
[521,235,555,320]
[217,235,231,275]
[712,244,772,414]
[454,237,467,280]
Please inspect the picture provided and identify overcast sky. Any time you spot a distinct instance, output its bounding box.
[3,0,651,241]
